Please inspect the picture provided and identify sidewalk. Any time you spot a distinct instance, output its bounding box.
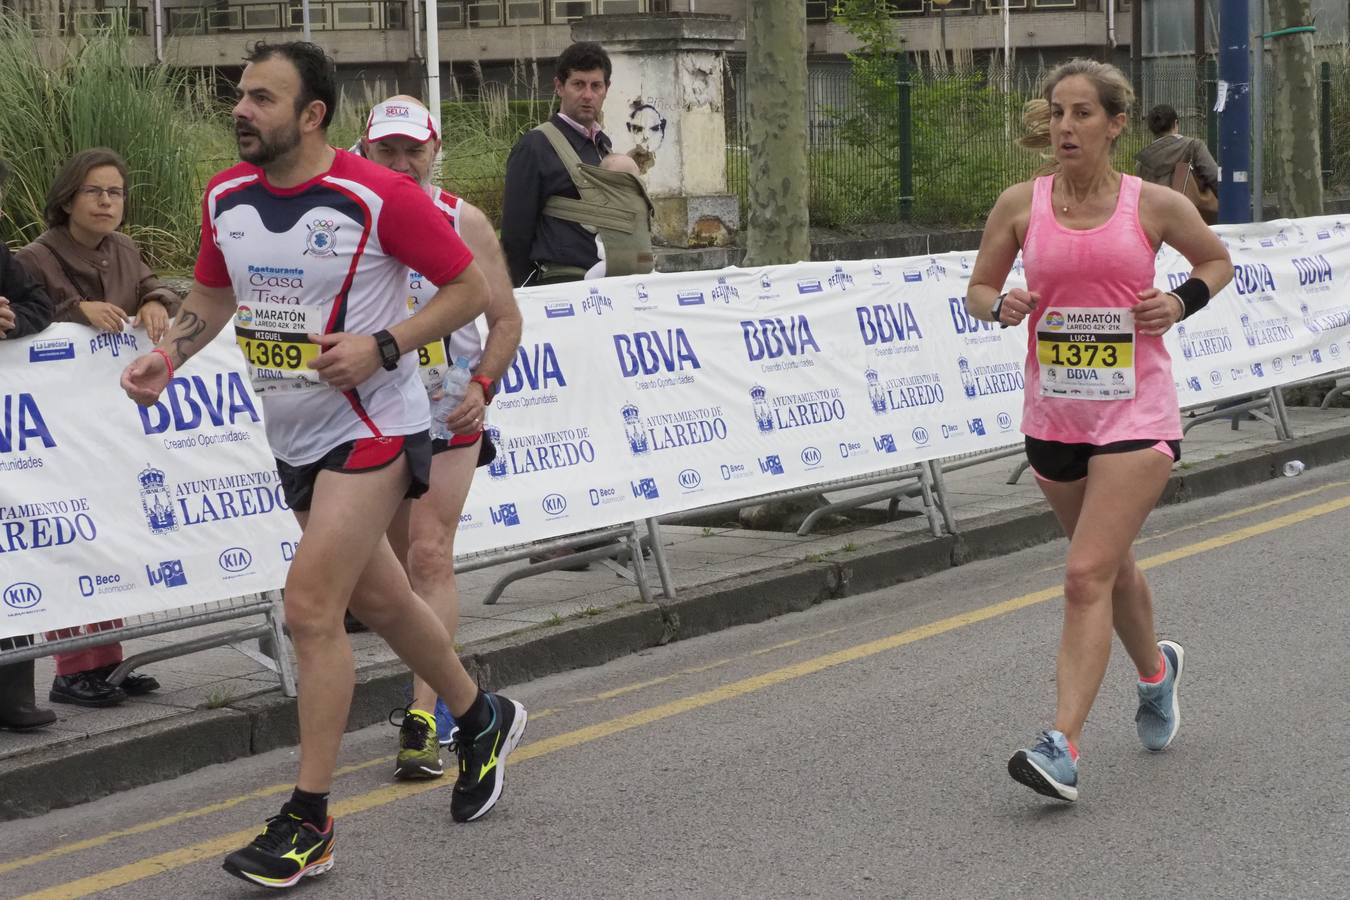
[5,406,1350,818]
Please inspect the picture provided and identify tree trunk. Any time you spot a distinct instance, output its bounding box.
[1267,0,1323,217]
[743,0,809,266]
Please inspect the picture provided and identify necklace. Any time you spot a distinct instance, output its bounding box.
[1056,172,1117,214]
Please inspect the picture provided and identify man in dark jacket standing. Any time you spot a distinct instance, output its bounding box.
[501,41,613,287]
[0,155,58,733]
[0,159,53,342]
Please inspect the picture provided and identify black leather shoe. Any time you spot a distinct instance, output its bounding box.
[50,671,128,708]
[91,664,159,696]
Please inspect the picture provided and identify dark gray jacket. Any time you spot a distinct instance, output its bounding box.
[1,242,52,339]
[1135,134,1219,195]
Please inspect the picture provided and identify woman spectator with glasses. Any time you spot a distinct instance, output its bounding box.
[15,147,177,708]
[17,147,178,343]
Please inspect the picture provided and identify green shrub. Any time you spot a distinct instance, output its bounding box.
[0,17,231,271]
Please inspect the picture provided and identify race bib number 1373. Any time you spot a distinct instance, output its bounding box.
[1036,306,1136,401]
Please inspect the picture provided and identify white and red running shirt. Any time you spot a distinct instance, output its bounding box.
[405,186,485,395]
[193,149,474,465]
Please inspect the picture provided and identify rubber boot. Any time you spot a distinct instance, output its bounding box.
[0,660,58,730]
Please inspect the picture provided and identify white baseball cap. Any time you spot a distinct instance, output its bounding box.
[365,98,437,144]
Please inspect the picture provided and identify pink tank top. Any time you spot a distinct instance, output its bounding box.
[1019,173,1181,444]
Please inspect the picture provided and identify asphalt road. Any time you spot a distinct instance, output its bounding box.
[6,459,1350,900]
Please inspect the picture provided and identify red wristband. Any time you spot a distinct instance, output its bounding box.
[151,348,175,379]
[470,374,494,405]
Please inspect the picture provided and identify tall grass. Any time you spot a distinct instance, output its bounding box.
[0,18,231,271]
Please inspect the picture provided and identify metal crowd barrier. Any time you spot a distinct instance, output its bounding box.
[459,461,955,606]
[0,591,296,697]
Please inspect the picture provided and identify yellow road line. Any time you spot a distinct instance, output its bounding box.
[18,490,1350,900]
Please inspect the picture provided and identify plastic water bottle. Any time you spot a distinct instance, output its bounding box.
[1282,460,1306,477]
[429,355,472,440]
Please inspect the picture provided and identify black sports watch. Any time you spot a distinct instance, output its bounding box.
[373,329,401,371]
[990,292,1007,322]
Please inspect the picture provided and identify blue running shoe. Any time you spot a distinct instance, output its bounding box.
[1136,639,1185,751]
[435,697,458,747]
[1008,729,1079,801]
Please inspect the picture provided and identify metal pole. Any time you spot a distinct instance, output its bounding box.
[1206,57,1219,156]
[1217,0,1252,223]
[302,0,312,40]
[1250,0,1263,222]
[153,0,163,63]
[1195,0,1207,60]
[1002,0,1010,89]
[897,54,913,221]
[1322,61,1333,188]
[425,0,442,141]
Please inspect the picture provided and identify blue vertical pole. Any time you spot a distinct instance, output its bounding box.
[1217,0,1251,223]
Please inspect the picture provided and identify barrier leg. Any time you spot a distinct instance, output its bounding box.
[1182,396,1275,435]
[1319,379,1350,409]
[625,522,655,605]
[646,517,677,600]
[1269,387,1294,439]
[267,591,297,697]
[1007,457,1031,485]
[108,623,273,687]
[481,540,626,606]
[796,468,924,536]
[925,460,959,535]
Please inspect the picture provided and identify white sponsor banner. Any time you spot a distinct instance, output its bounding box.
[1,325,300,639]
[5,216,1349,637]
[456,215,1350,552]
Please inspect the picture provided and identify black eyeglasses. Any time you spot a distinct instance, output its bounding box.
[77,185,126,200]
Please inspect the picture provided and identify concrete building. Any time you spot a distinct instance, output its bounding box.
[5,0,1155,94]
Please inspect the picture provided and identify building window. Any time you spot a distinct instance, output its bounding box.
[437,0,465,24]
[551,0,591,21]
[504,0,542,22]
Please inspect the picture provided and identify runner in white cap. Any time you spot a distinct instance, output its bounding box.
[357,94,524,780]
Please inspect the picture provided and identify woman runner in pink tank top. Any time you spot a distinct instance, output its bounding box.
[965,60,1232,802]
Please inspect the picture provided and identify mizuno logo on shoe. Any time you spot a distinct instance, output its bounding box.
[281,835,328,869]
[477,733,503,782]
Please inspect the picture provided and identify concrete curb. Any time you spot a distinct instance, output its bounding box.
[6,425,1349,820]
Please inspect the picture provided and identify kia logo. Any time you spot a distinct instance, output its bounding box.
[218,547,253,573]
[3,582,42,609]
[678,468,702,489]
[800,446,822,466]
[542,493,567,515]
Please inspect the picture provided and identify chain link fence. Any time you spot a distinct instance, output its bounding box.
[724,55,1341,230]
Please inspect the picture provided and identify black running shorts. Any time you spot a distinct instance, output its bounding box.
[430,430,498,468]
[1024,436,1181,483]
[276,432,433,512]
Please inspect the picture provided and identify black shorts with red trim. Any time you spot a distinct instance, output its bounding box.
[431,429,498,469]
[276,432,433,512]
[1025,436,1181,483]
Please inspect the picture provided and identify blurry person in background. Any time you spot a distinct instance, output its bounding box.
[16,147,172,709]
[0,154,58,732]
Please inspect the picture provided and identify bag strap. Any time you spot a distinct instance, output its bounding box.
[535,121,598,204]
[543,194,638,232]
